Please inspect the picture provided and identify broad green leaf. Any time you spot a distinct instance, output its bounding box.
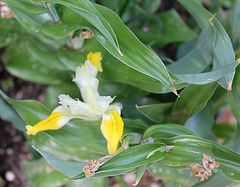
[132,9,196,47]
[174,61,238,85]
[33,146,88,177]
[177,38,198,60]
[44,84,80,110]
[10,7,51,32]
[123,119,148,134]
[192,172,233,187]
[39,2,176,93]
[143,124,198,139]
[136,103,173,123]
[0,18,21,47]
[185,101,214,138]
[168,25,215,74]
[149,162,197,186]
[0,90,27,131]
[21,158,67,187]
[212,123,237,141]
[156,135,240,181]
[229,66,240,123]
[231,0,240,37]
[24,39,67,70]
[229,66,240,153]
[4,0,48,15]
[171,83,217,124]
[98,0,129,15]
[57,47,87,71]
[34,0,119,51]
[98,143,167,172]
[71,143,166,180]
[179,0,236,90]
[70,168,135,180]
[2,42,66,85]
[4,98,50,126]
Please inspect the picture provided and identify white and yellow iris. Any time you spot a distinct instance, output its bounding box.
[26,52,124,155]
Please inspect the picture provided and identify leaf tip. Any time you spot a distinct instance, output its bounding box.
[173,89,180,97]
[227,81,232,91]
[209,13,216,26]
[135,104,139,110]
[117,48,123,56]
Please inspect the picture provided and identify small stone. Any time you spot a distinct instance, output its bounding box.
[6,148,14,155]
[5,171,15,182]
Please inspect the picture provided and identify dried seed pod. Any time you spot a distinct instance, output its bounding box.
[80,29,95,39]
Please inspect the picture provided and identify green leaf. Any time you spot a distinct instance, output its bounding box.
[173,61,238,85]
[39,2,176,93]
[143,124,198,139]
[71,143,166,180]
[135,164,148,186]
[171,83,217,124]
[0,90,27,131]
[98,143,167,172]
[155,135,240,181]
[185,101,214,138]
[2,42,66,85]
[229,66,240,123]
[229,66,240,153]
[21,158,67,187]
[4,98,50,126]
[212,123,237,142]
[44,84,80,110]
[35,0,119,51]
[192,172,233,187]
[178,0,236,90]
[0,18,21,47]
[132,9,196,47]
[168,25,215,74]
[136,103,173,123]
[149,162,197,186]
[4,0,48,15]
[24,39,67,70]
[123,119,148,134]
[33,146,88,177]
[70,168,135,180]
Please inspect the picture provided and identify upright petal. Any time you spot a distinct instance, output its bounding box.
[73,61,99,107]
[100,111,124,155]
[87,52,103,72]
[26,112,74,136]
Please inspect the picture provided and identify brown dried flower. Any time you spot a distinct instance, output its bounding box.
[80,29,95,39]
[0,1,14,18]
[190,154,219,182]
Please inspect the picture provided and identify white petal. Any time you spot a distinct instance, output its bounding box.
[53,106,71,113]
[58,94,75,107]
[107,103,122,114]
[73,62,99,106]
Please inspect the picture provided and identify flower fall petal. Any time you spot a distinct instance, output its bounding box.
[26,112,71,135]
[101,111,124,155]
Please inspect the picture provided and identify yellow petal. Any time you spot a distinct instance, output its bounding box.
[26,112,67,136]
[87,52,103,72]
[101,111,124,155]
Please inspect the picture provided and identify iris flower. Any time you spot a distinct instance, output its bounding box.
[26,52,124,155]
